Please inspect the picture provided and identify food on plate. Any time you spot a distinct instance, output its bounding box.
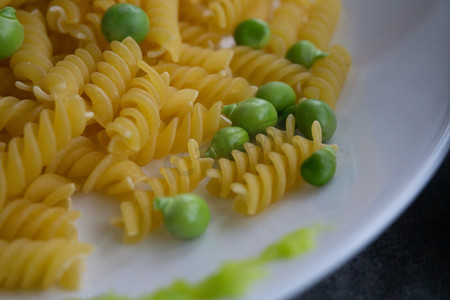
[301,146,337,186]
[286,40,329,69]
[0,0,350,294]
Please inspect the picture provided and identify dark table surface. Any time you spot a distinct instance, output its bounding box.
[292,152,450,300]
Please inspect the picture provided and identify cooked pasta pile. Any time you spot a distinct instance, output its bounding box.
[0,0,351,291]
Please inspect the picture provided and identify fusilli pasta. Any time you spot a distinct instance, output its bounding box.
[0,238,93,289]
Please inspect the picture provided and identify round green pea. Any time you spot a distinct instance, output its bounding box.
[154,193,210,239]
[286,40,328,69]
[205,126,250,160]
[222,97,278,138]
[101,3,150,43]
[301,146,336,186]
[233,18,271,49]
[294,99,337,142]
[256,81,296,113]
[0,7,24,60]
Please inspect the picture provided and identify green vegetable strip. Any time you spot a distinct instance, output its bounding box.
[80,227,317,300]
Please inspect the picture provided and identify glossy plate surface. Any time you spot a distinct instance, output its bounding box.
[4,0,450,299]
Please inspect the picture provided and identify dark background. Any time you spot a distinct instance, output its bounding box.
[292,151,450,300]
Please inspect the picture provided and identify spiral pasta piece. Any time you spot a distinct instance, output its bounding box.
[46,0,90,34]
[153,63,257,108]
[229,46,311,95]
[133,101,231,166]
[297,0,341,51]
[111,189,162,244]
[230,121,337,215]
[0,238,93,290]
[147,139,213,196]
[143,0,182,62]
[105,87,161,157]
[33,43,103,101]
[206,115,297,198]
[302,44,352,109]
[244,0,272,21]
[158,43,234,74]
[9,9,53,92]
[46,136,147,195]
[0,198,79,240]
[266,0,310,57]
[113,139,211,243]
[0,95,86,207]
[0,96,48,136]
[179,21,222,48]
[23,173,76,208]
[84,37,143,127]
[179,1,209,28]
[206,0,252,33]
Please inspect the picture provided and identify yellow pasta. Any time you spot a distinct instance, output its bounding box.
[0,238,93,290]
[133,101,230,166]
[0,198,79,240]
[33,43,103,101]
[147,139,213,196]
[0,96,48,136]
[206,0,252,33]
[113,139,211,243]
[46,136,147,195]
[155,43,234,74]
[297,0,342,51]
[302,44,352,109]
[9,9,53,92]
[84,37,142,127]
[153,62,257,108]
[143,0,182,62]
[266,0,310,57]
[231,121,337,215]
[179,20,222,48]
[23,173,76,208]
[229,45,311,95]
[0,95,86,206]
[206,115,297,198]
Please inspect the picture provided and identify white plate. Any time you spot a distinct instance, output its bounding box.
[3,0,450,299]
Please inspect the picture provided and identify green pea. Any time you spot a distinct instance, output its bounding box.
[233,18,271,49]
[285,40,328,69]
[0,7,24,60]
[154,193,210,239]
[222,97,278,138]
[256,81,296,113]
[301,146,336,186]
[205,127,249,160]
[294,99,336,142]
[101,3,150,43]
[277,104,298,129]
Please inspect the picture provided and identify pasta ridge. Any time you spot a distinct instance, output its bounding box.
[153,63,257,108]
[206,0,252,33]
[302,44,352,109]
[206,115,297,198]
[229,46,311,95]
[266,0,310,57]
[46,136,147,195]
[84,37,143,127]
[132,101,231,166]
[9,9,54,92]
[0,198,80,241]
[0,96,48,136]
[0,238,93,290]
[0,94,86,207]
[143,0,182,62]
[231,121,336,215]
[297,0,342,51]
[33,43,103,101]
